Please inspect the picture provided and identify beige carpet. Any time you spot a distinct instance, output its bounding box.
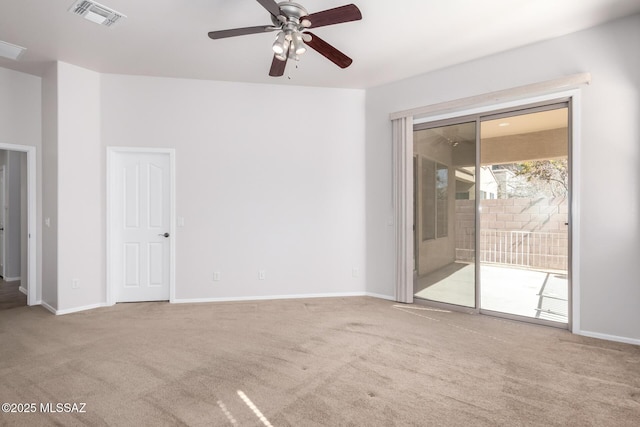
[0,297,639,426]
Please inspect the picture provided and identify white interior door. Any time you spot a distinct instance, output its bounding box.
[111,151,172,302]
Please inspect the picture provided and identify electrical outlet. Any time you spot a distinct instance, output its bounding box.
[72,279,79,289]
[259,270,266,280]
[352,268,359,278]
[213,271,221,281]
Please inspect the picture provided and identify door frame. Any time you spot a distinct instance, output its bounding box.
[407,89,582,331]
[106,147,176,305]
[0,143,37,306]
[0,165,5,279]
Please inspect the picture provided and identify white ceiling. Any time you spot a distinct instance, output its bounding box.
[1,0,639,89]
[482,108,568,139]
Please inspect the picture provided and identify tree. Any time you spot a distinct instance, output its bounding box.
[515,159,568,197]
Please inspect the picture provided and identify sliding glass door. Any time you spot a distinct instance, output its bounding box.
[479,106,569,322]
[413,103,570,326]
[413,121,476,308]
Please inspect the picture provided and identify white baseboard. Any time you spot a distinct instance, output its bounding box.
[40,301,57,314]
[366,292,396,301]
[4,276,21,282]
[38,301,109,315]
[55,302,109,315]
[18,286,27,295]
[36,293,396,314]
[577,330,640,346]
[172,291,372,305]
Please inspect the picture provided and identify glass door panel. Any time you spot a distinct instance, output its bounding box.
[479,107,569,323]
[413,121,476,308]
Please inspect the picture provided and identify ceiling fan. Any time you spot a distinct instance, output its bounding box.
[208,1,362,77]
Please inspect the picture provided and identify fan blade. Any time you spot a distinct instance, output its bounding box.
[269,55,287,77]
[302,4,362,29]
[304,32,353,68]
[256,0,281,17]
[208,25,277,39]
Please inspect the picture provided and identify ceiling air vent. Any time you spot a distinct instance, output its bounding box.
[68,0,126,27]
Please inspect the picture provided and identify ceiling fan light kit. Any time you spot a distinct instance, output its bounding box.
[270,2,308,61]
[208,0,362,77]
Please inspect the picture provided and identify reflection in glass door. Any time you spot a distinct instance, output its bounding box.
[479,107,569,323]
[413,122,476,308]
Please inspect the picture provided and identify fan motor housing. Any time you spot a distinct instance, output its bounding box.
[271,2,309,26]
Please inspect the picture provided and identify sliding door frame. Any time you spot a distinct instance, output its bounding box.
[407,89,581,331]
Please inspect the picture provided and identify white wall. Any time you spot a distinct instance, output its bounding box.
[365,14,640,341]
[56,62,103,311]
[0,66,42,303]
[100,75,366,301]
[0,68,41,145]
[5,151,23,279]
[41,63,58,309]
[15,61,365,313]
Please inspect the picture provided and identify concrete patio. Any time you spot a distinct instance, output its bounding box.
[415,262,568,323]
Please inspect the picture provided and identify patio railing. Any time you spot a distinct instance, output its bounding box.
[456,230,568,271]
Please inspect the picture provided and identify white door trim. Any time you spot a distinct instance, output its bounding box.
[106,147,176,305]
[0,143,37,306]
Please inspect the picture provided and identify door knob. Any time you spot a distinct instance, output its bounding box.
[158,232,170,238]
